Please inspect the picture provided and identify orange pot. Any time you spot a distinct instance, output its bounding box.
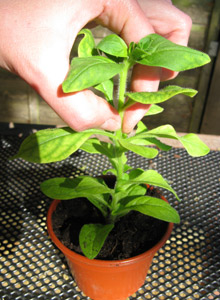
[47,199,173,300]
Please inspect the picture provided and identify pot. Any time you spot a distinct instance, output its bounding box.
[47,197,173,300]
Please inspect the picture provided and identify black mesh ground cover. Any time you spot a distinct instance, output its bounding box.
[0,132,220,300]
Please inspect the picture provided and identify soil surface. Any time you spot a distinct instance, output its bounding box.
[52,178,168,260]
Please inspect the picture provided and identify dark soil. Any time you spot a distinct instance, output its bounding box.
[52,177,168,260]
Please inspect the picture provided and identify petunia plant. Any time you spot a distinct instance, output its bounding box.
[12,29,210,259]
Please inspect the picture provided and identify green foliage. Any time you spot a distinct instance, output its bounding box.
[97,34,128,58]
[124,86,197,109]
[79,224,114,260]
[12,29,210,259]
[62,56,123,93]
[132,33,210,71]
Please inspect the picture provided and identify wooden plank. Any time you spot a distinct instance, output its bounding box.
[0,76,30,123]
[200,44,220,134]
[173,0,214,25]
[189,0,220,132]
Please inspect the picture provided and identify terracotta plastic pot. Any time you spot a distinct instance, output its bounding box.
[47,198,173,300]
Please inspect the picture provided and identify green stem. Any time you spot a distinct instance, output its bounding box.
[109,60,132,214]
[117,59,131,115]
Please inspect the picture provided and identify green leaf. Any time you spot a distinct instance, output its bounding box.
[97,34,128,58]
[40,176,111,200]
[132,124,171,151]
[130,137,171,151]
[137,125,210,157]
[78,29,97,57]
[119,139,158,159]
[127,138,153,146]
[133,33,210,71]
[11,127,92,163]
[80,139,128,171]
[125,86,197,105]
[80,138,103,154]
[124,196,180,223]
[139,124,178,139]
[126,184,147,197]
[86,194,110,217]
[79,223,114,259]
[94,78,114,102]
[145,104,164,116]
[102,168,117,176]
[128,169,179,201]
[62,56,123,93]
[179,133,210,157]
[144,138,172,151]
[136,121,147,134]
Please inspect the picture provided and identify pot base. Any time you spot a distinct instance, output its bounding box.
[47,199,173,300]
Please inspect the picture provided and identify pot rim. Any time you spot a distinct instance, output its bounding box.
[47,199,173,267]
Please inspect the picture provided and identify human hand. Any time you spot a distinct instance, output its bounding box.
[0,0,191,132]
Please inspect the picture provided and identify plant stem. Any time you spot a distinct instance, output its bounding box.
[117,59,130,115]
[114,59,130,181]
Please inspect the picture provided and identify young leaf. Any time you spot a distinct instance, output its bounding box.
[11,127,92,163]
[125,86,197,105]
[94,78,114,102]
[78,29,97,57]
[80,138,103,154]
[145,138,172,151]
[130,137,171,151]
[138,124,178,139]
[132,123,171,150]
[124,196,180,223]
[79,223,114,259]
[126,184,147,197]
[132,33,210,71]
[86,194,110,217]
[128,169,179,200]
[97,34,128,58]
[119,139,158,159]
[62,56,123,93]
[81,139,128,172]
[102,168,117,176]
[135,121,148,135]
[145,104,164,116]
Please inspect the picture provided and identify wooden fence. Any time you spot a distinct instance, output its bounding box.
[0,0,219,133]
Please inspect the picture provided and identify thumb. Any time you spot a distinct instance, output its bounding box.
[30,62,121,132]
[97,0,154,44]
[19,36,121,132]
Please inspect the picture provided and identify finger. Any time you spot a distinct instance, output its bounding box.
[37,80,121,132]
[123,103,151,134]
[97,0,155,44]
[123,65,161,133]
[137,0,192,46]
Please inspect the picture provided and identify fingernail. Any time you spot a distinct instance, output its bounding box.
[100,118,121,131]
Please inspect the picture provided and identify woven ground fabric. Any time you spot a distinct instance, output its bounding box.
[0,130,219,300]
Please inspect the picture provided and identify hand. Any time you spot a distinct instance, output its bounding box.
[0,0,191,132]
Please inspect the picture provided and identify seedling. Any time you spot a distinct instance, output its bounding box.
[12,29,210,259]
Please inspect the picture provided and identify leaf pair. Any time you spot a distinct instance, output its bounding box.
[129,123,210,157]
[63,30,127,99]
[40,176,111,217]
